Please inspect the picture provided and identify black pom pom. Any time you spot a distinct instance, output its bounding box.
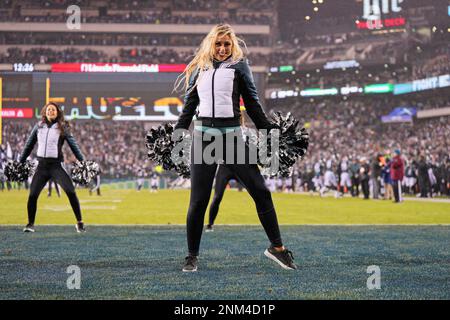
[4,160,36,182]
[145,123,191,178]
[71,160,100,185]
[246,112,309,178]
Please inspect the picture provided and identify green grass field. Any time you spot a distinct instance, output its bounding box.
[1,225,449,299]
[1,188,449,300]
[0,189,449,225]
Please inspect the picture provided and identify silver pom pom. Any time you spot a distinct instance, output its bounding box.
[71,160,100,185]
[145,123,191,178]
[246,112,309,178]
[4,160,36,182]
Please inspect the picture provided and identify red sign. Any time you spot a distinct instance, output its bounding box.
[1,108,34,118]
[51,63,186,73]
[357,17,406,29]
[158,64,187,72]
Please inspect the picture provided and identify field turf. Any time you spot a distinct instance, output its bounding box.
[0,189,449,225]
[0,225,449,299]
[0,189,449,300]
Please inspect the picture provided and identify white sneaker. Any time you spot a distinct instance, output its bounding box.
[23,224,35,233]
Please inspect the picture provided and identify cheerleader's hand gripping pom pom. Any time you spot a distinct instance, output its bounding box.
[71,160,100,185]
[4,160,36,182]
[145,123,191,178]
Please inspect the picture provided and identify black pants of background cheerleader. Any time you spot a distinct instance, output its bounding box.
[27,160,82,224]
[208,165,238,226]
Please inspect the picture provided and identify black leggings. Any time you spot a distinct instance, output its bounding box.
[48,179,60,196]
[187,130,283,256]
[208,165,239,226]
[28,161,82,224]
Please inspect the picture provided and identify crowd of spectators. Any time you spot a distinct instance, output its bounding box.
[265,90,450,197]
[0,0,275,25]
[1,88,449,185]
[172,0,274,11]
[0,32,269,48]
[268,89,450,129]
[267,64,413,91]
[410,41,450,79]
[266,37,450,90]
[1,120,152,179]
[1,11,273,25]
[292,117,450,198]
[0,47,109,64]
[2,35,448,78]
[0,46,272,65]
[7,0,275,11]
[4,41,447,77]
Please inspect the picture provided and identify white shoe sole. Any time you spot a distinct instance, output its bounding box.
[75,226,86,233]
[182,267,198,272]
[264,249,295,270]
[23,229,35,233]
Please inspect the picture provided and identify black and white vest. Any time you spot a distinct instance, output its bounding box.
[175,58,274,130]
[20,121,84,163]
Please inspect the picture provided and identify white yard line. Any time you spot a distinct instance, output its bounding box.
[79,199,122,203]
[43,205,117,211]
[294,192,450,203]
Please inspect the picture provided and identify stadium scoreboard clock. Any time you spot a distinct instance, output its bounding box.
[13,63,34,72]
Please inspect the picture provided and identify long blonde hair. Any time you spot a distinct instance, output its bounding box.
[174,24,247,94]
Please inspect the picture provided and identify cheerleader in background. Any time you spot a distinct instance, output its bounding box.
[205,164,244,232]
[47,179,61,197]
[19,102,86,233]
